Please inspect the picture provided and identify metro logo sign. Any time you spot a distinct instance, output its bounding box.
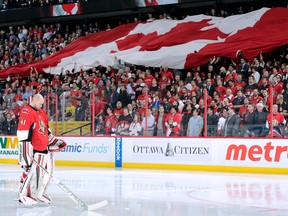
[0,137,18,156]
[0,137,18,149]
[226,142,287,162]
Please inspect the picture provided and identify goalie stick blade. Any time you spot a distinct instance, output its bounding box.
[87,200,108,211]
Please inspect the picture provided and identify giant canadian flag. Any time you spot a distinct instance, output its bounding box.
[0,7,287,77]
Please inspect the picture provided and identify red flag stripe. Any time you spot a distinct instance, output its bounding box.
[0,7,287,77]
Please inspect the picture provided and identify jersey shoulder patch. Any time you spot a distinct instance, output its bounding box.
[22,108,29,114]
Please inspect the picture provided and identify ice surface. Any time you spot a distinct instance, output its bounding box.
[1,164,288,216]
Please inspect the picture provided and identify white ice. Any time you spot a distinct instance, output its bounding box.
[1,164,288,216]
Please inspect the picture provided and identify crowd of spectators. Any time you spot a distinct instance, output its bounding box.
[0,0,89,10]
[0,7,287,138]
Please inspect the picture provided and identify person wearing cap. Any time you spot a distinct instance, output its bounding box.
[221,106,241,137]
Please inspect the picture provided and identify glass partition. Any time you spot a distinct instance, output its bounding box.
[6,84,286,139]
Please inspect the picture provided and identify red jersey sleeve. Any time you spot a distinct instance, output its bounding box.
[17,106,34,141]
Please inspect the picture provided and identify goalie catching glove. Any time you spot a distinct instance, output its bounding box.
[48,134,67,152]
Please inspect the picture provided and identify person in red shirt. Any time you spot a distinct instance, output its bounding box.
[51,75,62,87]
[28,76,40,89]
[224,64,237,83]
[21,80,28,90]
[92,95,105,121]
[14,89,23,103]
[238,97,250,118]
[144,69,155,88]
[164,106,182,136]
[227,80,239,96]
[267,104,286,126]
[114,101,124,120]
[250,89,263,106]
[29,67,38,79]
[8,102,20,120]
[266,104,286,138]
[215,79,227,96]
[104,107,117,136]
[258,77,270,93]
[138,101,147,120]
[189,80,200,97]
[225,89,235,103]
[160,66,174,85]
[115,69,125,83]
[271,76,283,95]
[70,81,82,106]
[137,88,152,106]
[234,74,246,90]
[17,94,66,206]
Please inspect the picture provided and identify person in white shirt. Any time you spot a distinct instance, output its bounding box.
[141,108,155,136]
[174,93,184,113]
[129,114,142,136]
[251,66,261,83]
[218,108,228,135]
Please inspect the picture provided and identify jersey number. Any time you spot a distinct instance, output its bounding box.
[20,119,26,125]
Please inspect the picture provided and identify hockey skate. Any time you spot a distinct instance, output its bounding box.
[37,193,52,205]
[18,195,38,207]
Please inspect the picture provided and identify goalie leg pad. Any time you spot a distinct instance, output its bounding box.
[19,152,54,205]
[18,142,33,195]
[36,152,54,204]
[33,152,54,203]
[18,141,33,167]
[18,141,33,170]
[18,163,37,206]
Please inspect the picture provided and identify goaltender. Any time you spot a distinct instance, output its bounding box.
[17,94,67,206]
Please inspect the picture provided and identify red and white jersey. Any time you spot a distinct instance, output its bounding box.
[144,75,155,88]
[104,114,117,135]
[267,112,285,126]
[17,106,49,151]
[70,89,82,106]
[250,95,263,105]
[160,71,174,84]
[165,113,182,135]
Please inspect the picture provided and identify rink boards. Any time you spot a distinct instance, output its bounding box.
[0,136,287,174]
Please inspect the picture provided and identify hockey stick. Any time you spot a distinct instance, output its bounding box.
[32,158,108,211]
